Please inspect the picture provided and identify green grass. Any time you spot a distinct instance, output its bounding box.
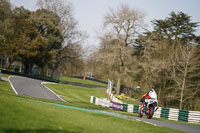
[0,80,13,94]
[45,83,108,109]
[1,73,11,78]
[60,76,107,87]
[117,95,140,105]
[45,83,200,126]
[123,98,139,104]
[0,80,183,133]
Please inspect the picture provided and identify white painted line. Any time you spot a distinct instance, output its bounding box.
[136,118,157,126]
[8,76,18,95]
[41,82,66,102]
[136,119,142,121]
[143,120,157,126]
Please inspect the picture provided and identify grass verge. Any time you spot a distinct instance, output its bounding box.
[0,80,182,133]
[45,83,200,126]
[1,73,12,78]
[45,83,108,109]
[60,76,107,87]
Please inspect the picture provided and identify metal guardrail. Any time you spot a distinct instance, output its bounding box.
[90,79,200,124]
[90,96,200,123]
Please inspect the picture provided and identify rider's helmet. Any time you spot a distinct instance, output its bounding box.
[150,87,155,92]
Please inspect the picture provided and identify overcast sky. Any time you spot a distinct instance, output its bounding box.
[10,0,200,46]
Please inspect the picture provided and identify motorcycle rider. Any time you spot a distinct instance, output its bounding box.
[139,87,157,114]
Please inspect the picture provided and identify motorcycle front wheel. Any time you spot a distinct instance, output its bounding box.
[138,109,143,118]
[147,106,154,119]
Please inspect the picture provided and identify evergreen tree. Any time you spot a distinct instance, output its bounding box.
[152,11,198,42]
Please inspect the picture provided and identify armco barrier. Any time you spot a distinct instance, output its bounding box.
[123,104,128,112]
[127,104,133,113]
[178,110,189,122]
[161,108,170,119]
[133,105,140,113]
[188,111,200,123]
[111,101,123,111]
[90,79,200,124]
[95,97,111,108]
[158,108,200,123]
[168,108,179,121]
[106,80,123,104]
[153,107,162,118]
[90,96,96,104]
[90,96,200,124]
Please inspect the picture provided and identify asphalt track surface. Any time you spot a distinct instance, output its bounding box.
[94,111,200,133]
[125,115,200,133]
[9,76,63,102]
[8,76,200,133]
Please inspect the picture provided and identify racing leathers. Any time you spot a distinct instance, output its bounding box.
[139,89,156,112]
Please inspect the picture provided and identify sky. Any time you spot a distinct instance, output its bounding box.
[10,0,200,47]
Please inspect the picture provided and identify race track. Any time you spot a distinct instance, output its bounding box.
[9,76,64,102]
[8,76,200,133]
[127,115,200,133]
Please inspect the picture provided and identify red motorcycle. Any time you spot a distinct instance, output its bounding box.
[138,91,158,119]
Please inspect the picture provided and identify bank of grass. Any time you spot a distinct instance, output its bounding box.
[59,76,138,104]
[115,94,140,104]
[45,83,199,126]
[60,76,107,87]
[46,83,139,108]
[1,73,11,78]
[0,80,183,133]
[45,83,108,109]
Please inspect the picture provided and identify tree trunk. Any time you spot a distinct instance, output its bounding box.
[51,63,59,78]
[180,79,186,110]
[51,68,56,78]
[158,87,162,107]
[116,77,121,95]
[180,50,189,110]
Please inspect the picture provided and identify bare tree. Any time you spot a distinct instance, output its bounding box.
[37,0,85,43]
[99,4,144,94]
[138,32,200,109]
[138,34,173,106]
[170,42,200,109]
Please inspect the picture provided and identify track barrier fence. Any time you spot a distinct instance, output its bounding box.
[90,79,200,124]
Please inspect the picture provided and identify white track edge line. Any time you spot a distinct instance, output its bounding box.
[136,118,157,126]
[143,120,157,126]
[8,76,18,95]
[41,82,66,102]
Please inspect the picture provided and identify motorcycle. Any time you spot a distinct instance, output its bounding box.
[138,91,158,119]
